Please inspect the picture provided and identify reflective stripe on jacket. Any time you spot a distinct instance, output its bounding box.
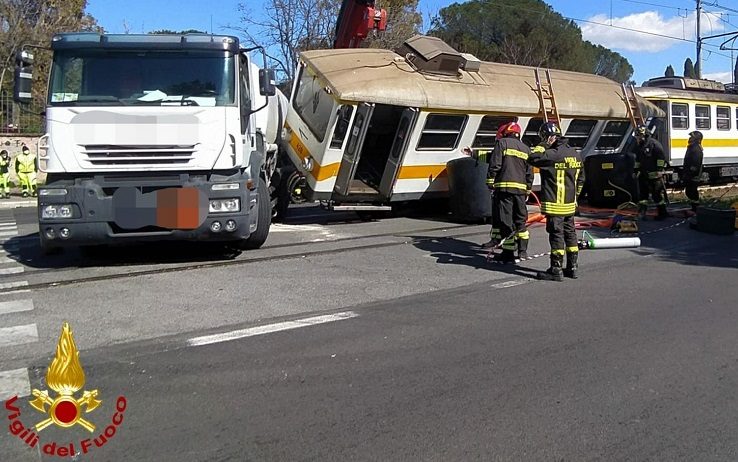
[486,136,533,194]
[529,138,585,216]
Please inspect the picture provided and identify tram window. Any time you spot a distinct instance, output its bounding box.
[735,107,738,130]
[595,121,630,149]
[671,103,689,130]
[522,118,544,147]
[695,104,711,129]
[565,119,597,149]
[292,67,335,142]
[472,116,515,149]
[717,106,731,130]
[329,105,354,149]
[417,114,467,150]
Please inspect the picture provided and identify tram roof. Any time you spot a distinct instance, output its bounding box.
[299,48,665,120]
[635,86,738,104]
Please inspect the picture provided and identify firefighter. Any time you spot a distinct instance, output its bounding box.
[682,130,704,212]
[528,122,585,281]
[15,145,37,197]
[0,150,10,199]
[633,125,668,219]
[482,121,533,263]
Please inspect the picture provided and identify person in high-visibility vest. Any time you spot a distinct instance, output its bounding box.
[0,150,11,198]
[15,145,37,197]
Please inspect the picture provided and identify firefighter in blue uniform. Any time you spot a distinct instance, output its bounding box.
[528,122,585,281]
[482,121,533,263]
[633,125,668,219]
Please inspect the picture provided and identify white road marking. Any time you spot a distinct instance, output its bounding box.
[1,289,30,295]
[0,299,33,315]
[268,223,331,232]
[0,267,23,275]
[0,281,28,290]
[0,225,17,231]
[490,279,532,289]
[0,324,38,348]
[0,368,31,400]
[0,255,17,264]
[188,311,359,347]
[0,230,17,237]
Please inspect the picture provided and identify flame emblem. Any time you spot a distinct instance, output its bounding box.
[29,323,101,432]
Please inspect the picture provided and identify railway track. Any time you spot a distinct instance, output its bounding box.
[0,222,491,293]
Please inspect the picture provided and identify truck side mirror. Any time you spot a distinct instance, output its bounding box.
[258,68,276,97]
[13,50,34,104]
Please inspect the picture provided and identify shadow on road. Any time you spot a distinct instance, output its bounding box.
[409,235,540,279]
[2,234,243,270]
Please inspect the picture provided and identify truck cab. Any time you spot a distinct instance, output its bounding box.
[14,32,284,252]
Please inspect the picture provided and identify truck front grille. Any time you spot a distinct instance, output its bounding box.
[81,145,196,166]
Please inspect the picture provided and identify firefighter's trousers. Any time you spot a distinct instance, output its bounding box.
[637,174,667,211]
[17,171,36,194]
[685,179,700,210]
[491,191,529,251]
[545,215,579,260]
[0,173,9,195]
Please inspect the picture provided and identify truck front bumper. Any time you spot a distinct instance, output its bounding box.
[37,173,258,247]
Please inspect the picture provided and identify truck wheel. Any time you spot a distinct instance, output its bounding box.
[237,177,271,250]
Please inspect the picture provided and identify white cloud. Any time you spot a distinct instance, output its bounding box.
[581,11,725,53]
[702,71,733,83]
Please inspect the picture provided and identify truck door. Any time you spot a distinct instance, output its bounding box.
[334,102,374,196]
[378,107,418,199]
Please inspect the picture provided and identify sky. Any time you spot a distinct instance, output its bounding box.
[85,0,738,85]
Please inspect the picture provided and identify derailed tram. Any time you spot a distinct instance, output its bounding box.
[282,35,665,211]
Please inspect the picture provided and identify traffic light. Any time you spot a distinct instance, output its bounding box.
[14,49,34,104]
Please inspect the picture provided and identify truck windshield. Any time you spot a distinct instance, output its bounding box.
[48,49,235,106]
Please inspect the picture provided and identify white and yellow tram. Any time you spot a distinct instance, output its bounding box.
[282,36,665,209]
[636,77,738,182]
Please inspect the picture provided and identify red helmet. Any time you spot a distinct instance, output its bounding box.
[496,122,510,140]
[503,122,522,136]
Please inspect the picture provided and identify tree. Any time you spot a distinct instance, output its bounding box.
[361,0,421,50]
[232,0,421,85]
[427,0,633,82]
[684,58,696,79]
[232,0,340,84]
[665,65,675,77]
[0,0,101,104]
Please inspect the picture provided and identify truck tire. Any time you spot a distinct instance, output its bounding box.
[237,177,271,250]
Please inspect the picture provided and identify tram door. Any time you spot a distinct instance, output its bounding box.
[334,103,374,196]
[379,108,418,199]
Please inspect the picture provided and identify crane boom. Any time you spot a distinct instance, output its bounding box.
[333,0,387,49]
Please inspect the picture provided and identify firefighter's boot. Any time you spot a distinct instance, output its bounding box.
[481,238,500,249]
[538,253,564,281]
[517,238,529,261]
[563,251,578,279]
[492,249,516,264]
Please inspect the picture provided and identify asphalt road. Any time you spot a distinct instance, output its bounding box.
[0,203,737,461]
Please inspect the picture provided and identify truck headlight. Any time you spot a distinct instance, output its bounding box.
[41,204,73,219]
[209,198,240,213]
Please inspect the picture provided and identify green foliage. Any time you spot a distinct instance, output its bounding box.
[427,0,633,82]
[665,65,675,77]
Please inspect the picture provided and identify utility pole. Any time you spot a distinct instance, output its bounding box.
[696,0,702,78]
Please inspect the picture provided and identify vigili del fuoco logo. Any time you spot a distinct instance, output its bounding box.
[4,322,128,457]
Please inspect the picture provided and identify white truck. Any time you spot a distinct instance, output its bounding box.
[13,32,288,253]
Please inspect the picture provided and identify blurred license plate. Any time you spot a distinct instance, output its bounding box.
[720,166,738,176]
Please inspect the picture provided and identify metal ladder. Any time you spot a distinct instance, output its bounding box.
[621,83,645,128]
[534,68,561,127]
